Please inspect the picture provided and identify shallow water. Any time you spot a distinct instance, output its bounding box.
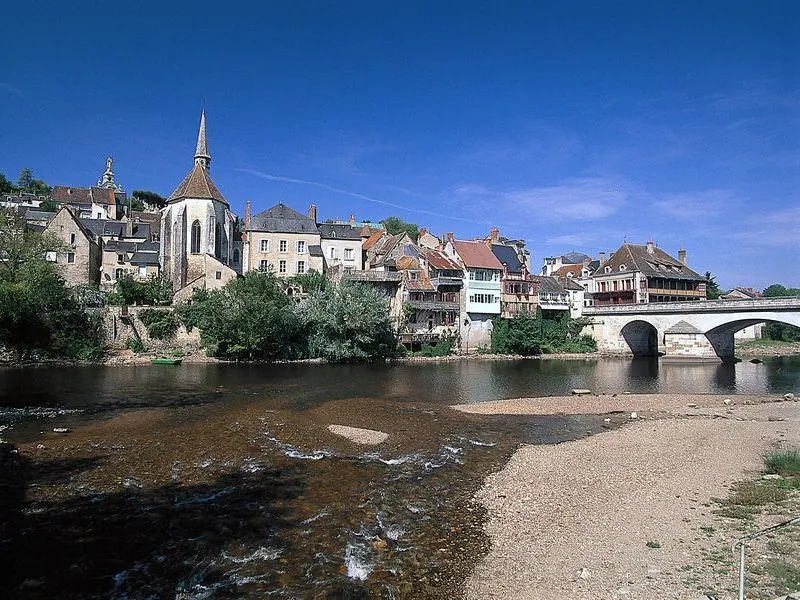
[0,357,797,599]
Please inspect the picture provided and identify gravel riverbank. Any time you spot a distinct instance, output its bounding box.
[453,395,800,600]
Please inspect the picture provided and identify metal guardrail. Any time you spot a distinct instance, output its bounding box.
[732,515,800,600]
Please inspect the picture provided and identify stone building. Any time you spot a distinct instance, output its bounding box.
[590,242,706,305]
[160,111,238,297]
[242,202,324,276]
[100,240,160,290]
[51,157,127,220]
[43,206,101,286]
[318,221,363,272]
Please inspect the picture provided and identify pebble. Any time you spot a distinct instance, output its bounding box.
[784,393,795,401]
[572,389,592,396]
[687,403,699,408]
[578,567,591,580]
[630,412,638,419]
[53,427,70,433]
[723,398,733,406]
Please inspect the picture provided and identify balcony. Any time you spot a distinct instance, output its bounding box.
[345,271,402,282]
[646,287,705,297]
[407,299,460,311]
[430,276,463,288]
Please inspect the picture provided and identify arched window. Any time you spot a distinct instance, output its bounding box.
[214,223,222,258]
[190,220,201,254]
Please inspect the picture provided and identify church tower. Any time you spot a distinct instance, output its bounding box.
[160,110,238,295]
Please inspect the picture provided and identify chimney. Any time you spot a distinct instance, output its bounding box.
[646,240,654,254]
[678,248,687,265]
[447,232,454,243]
[308,204,317,223]
[126,216,133,238]
[242,199,251,242]
[490,227,499,242]
[598,251,606,264]
[348,212,355,225]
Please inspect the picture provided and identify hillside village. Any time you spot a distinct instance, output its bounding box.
[3,111,759,351]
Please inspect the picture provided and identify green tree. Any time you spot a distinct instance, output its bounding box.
[0,172,14,194]
[704,271,722,299]
[131,190,166,210]
[39,197,59,212]
[300,280,397,361]
[763,284,800,298]
[380,216,419,241]
[286,269,328,295]
[0,208,103,359]
[177,272,305,360]
[16,168,50,195]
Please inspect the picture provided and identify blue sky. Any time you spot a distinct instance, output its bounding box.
[1,1,798,290]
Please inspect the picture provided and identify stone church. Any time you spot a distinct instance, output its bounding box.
[160,111,240,300]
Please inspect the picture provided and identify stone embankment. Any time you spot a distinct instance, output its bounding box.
[454,394,800,600]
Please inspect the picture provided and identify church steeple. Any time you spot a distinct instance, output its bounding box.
[194,109,211,170]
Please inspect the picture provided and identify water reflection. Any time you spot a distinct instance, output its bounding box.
[0,356,798,416]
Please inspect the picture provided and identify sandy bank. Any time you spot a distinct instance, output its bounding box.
[458,395,800,600]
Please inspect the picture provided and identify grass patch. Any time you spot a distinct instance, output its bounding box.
[764,449,800,476]
[764,560,800,591]
[725,482,788,507]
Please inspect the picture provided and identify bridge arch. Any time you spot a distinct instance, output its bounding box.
[619,320,660,357]
[704,316,800,358]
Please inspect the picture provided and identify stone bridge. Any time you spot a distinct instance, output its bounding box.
[583,297,800,361]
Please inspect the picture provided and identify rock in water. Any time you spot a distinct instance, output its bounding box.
[784,393,795,401]
[571,389,592,396]
[327,424,388,445]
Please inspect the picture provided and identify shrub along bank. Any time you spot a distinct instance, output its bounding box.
[176,272,398,362]
[490,310,596,356]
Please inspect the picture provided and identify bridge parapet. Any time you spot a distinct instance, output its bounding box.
[585,297,800,316]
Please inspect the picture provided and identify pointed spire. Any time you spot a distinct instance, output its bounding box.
[194,109,211,170]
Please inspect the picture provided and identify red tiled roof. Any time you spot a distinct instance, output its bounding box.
[554,264,582,278]
[51,186,118,206]
[423,248,462,271]
[362,231,384,250]
[452,240,503,269]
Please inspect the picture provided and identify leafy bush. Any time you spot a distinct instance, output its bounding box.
[125,337,146,353]
[177,273,305,360]
[111,275,173,306]
[491,310,596,355]
[419,333,457,357]
[764,449,800,476]
[300,280,397,361]
[137,308,179,340]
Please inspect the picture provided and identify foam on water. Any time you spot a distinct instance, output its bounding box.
[222,546,282,564]
[343,542,375,581]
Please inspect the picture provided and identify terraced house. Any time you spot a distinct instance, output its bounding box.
[242,202,323,277]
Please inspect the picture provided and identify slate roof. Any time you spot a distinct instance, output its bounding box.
[167,164,228,206]
[248,203,318,233]
[595,243,705,281]
[562,278,585,291]
[130,211,162,240]
[491,244,525,275]
[318,223,361,240]
[103,240,138,252]
[530,275,567,294]
[78,218,151,240]
[422,248,462,271]
[451,240,503,270]
[309,245,323,257]
[23,210,56,223]
[26,223,45,233]
[129,251,160,266]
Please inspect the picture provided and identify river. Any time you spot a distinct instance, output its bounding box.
[0,356,798,599]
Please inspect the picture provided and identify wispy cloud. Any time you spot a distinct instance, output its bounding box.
[453,176,633,222]
[0,83,23,97]
[730,207,800,248]
[652,189,732,220]
[237,168,493,226]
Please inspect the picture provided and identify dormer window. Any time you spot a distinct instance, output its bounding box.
[619,264,626,271]
[604,266,611,273]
